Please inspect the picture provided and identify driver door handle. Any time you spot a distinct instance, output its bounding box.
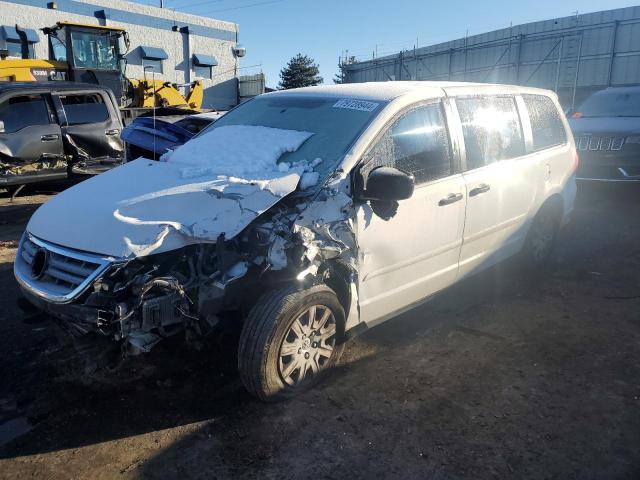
[41,134,59,142]
[105,129,120,136]
[438,192,464,206]
[469,183,491,197]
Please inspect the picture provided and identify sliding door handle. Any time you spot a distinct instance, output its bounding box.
[105,129,120,136]
[469,183,491,197]
[438,192,464,206]
[41,134,59,142]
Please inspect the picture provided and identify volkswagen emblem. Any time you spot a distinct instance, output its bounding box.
[31,248,49,279]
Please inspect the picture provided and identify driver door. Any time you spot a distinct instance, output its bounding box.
[356,100,467,327]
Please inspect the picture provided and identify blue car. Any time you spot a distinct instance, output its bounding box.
[122,109,225,160]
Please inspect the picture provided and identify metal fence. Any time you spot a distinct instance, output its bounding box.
[340,6,640,108]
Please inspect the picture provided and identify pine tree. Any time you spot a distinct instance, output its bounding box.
[278,54,323,90]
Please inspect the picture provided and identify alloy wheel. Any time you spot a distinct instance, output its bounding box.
[278,305,337,387]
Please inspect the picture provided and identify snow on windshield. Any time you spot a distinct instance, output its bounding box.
[165,125,313,179]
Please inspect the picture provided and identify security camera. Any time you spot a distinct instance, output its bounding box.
[233,45,246,58]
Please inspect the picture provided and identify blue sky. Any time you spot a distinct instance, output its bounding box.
[133,0,637,88]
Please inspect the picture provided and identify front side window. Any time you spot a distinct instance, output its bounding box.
[457,96,525,170]
[59,93,109,125]
[523,94,567,151]
[50,34,67,62]
[362,103,452,185]
[0,95,50,133]
[70,30,118,70]
[142,58,163,74]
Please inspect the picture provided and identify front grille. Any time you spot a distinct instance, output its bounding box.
[576,136,625,152]
[15,233,113,303]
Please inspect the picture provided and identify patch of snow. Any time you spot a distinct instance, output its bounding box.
[299,172,319,190]
[192,111,227,121]
[167,125,313,179]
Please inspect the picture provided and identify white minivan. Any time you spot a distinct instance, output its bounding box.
[15,82,577,400]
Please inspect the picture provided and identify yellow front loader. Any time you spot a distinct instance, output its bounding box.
[0,22,203,112]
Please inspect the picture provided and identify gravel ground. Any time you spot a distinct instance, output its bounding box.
[0,183,639,480]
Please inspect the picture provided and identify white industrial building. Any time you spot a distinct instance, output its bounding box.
[0,0,241,108]
[341,6,640,108]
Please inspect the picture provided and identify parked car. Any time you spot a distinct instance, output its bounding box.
[569,86,640,182]
[0,82,124,188]
[122,109,226,160]
[14,82,577,401]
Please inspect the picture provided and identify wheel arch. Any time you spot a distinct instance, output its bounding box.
[538,193,564,224]
[318,259,356,331]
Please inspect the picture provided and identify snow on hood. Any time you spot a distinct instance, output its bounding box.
[27,126,315,259]
[165,125,313,176]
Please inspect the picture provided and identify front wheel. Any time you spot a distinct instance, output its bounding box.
[238,284,345,401]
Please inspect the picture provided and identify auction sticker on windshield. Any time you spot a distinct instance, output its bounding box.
[333,99,380,112]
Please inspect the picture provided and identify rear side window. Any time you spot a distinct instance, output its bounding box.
[457,96,525,170]
[0,95,50,133]
[523,94,567,151]
[59,93,109,125]
[363,103,452,185]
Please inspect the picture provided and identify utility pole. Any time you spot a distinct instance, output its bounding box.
[160,0,163,8]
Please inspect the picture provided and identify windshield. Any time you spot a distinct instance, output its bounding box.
[577,90,640,118]
[70,30,119,70]
[202,95,385,179]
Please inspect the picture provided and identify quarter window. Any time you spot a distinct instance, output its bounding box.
[363,103,452,185]
[0,95,50,133]
[457,96,525,170]
[523,94,567,151]
[59,93,109,125]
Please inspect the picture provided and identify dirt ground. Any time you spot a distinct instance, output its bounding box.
[0,182,639,480]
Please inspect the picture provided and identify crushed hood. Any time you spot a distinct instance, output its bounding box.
[27,159,302,258]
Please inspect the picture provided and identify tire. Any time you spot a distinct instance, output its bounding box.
[238,284,345,402]
[522,203,561,269]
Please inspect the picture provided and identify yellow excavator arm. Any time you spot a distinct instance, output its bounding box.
[129,79,204,110]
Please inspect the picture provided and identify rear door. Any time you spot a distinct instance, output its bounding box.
[0,92,65,185]
[356,100,467,327]
[453,94,535,277]
[53,90,124,174]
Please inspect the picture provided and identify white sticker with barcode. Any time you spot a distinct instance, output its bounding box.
[333,99,380,112]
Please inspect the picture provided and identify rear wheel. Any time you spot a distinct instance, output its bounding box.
[238,284,345,401]
[523,204,560,268]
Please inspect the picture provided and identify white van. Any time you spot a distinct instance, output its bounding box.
[14,82,577,400]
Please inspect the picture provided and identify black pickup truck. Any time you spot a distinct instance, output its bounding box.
[0,82,124,189]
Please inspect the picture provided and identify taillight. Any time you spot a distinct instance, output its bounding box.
[572,150,580,173]
[571,111,583,119]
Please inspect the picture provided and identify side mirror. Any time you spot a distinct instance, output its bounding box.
[0,120,5,133]
[360,166,415,202]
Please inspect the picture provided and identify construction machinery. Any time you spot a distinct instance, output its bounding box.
[0,22,203,113]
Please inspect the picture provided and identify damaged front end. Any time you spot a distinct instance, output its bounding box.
[15,231,260,355]
[15,177,362,356]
